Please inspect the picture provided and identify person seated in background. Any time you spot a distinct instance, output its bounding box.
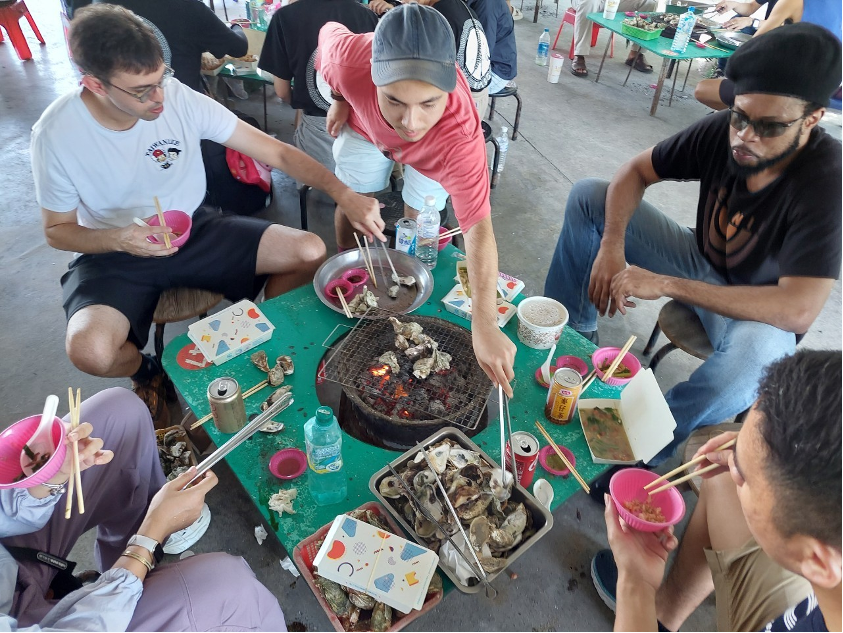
[570,0,655,78]
[33,5,381,427]
[465,0,517,96]
[594,350,841,632]
[259,0,377,179]
[0,388,287,632]
[543,24,841,463]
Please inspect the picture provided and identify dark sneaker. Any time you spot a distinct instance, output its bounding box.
[132,373,171,428]
[591,549,618,612]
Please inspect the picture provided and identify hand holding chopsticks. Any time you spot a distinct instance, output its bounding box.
[65,388,85,518]
[153,196,172,250]
[644,436,737,496]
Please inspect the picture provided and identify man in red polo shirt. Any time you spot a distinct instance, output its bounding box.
[316,4,515,394]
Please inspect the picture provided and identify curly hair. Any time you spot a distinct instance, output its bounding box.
[755,350,842,548]
[69,5,162,82]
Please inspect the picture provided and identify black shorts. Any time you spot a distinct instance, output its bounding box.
[61,207,271,349]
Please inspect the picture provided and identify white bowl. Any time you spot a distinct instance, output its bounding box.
[516,296,569,349]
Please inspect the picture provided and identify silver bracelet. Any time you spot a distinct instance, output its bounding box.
[40,480,68,496]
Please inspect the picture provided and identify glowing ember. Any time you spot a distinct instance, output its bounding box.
[371,365,390,377]
[394,384,409,398]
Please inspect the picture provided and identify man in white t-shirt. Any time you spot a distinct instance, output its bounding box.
[32,5,385,426]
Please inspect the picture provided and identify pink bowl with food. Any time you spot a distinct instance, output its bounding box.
[609,468,685,532]
[592,347,642,386]
[0,415,67,489]
[146,210,192,247]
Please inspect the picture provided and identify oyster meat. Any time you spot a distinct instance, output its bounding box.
[275,355,295,375]
[268,488,297,516]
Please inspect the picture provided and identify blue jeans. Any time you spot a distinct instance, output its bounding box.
[544,179,796,462]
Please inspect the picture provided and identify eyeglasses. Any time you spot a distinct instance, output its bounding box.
[728,108,805,139]
[102,66,174,103]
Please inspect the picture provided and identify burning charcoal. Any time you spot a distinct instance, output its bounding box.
[378,352,400,374]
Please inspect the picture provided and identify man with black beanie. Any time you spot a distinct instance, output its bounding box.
[543,23,842,463]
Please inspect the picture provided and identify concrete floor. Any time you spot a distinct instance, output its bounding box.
[1,1,840,631]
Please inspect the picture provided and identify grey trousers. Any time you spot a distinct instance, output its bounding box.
[2,388,287,632]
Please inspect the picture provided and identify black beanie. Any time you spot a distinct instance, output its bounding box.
[725,22,842,107]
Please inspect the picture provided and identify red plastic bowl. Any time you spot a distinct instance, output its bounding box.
[609,468,685,532]
[0,415,67,489]
[591,347,642,386]
[146,210,192,247]
[538,444,576,477]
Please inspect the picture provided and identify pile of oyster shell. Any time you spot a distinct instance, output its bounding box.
[385,317,451,380]
[378,439,533,579]
[251,351,295,432]
[312,508,443,631]
[346,286,379,316]
[157,428,194,481]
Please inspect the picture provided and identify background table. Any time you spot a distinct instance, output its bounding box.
[588,12,732,115]
[163,246,621,569]
[214,63,274,130]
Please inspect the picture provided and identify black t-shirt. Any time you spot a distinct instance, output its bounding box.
[433,0,491,91]
[763,595,827,632]
[651,110,842,286]
[94,0,248,93]
[259,0,377,117]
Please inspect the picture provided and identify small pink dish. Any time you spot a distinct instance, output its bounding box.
[146,210,192,247]
[609,468,686,532]
[535,356,591,388]
[539,444,576,477]
[0,415,67,489]
[324,279,354,302]
[438,226,453,251]
[269,448,307,480]
[341,268,369,289]
[591,347,642,387]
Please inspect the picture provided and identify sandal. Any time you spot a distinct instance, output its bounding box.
[570,58,589,78]
[625,53,653,74]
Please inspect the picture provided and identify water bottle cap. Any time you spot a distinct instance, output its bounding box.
[501,126,509,132]
[688,6,694,11]
[544,28,549,32]
[424,195,436,206]
[316,406,334,423]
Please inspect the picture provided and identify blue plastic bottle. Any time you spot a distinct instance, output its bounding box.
[670,7,697,54]
[304,406,347,505]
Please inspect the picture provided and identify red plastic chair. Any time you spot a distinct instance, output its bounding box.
[552,7,613,60]
[0,0,44,61]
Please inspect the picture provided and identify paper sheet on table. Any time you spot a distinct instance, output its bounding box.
[439,533,478,584]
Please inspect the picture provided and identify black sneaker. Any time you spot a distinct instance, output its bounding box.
[591,549,618,612]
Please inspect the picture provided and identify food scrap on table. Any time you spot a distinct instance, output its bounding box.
[268,488,297,516]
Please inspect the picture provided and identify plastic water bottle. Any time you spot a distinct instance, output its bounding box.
[415,195,440,270]
[670,7,697,53]
[602,0,620,19]
[536,29,550,66]
[496,126,509,175]
[304,406,347,506]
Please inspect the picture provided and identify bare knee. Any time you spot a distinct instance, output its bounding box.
[66,327,121,376]
[298,232,327,267]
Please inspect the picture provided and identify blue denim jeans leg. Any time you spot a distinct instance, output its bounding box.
[544,178,796,463]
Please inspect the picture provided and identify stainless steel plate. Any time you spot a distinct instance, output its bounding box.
[313,248,434,316]
[369,427,554,594]
[714,30,752,49]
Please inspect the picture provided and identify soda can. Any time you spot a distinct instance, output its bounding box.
[208,377,247,434]
[505,431,540,488]
[547,53,564,84]
[395,218,417,256]
[545,367,583,425]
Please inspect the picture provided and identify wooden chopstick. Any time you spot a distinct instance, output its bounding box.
[439,227,462,239]
[644,437,736,490]
[581,368,598,392]
[535,421,590,494]
[65,388,85,518]
[601,335,636,383]
[153,196,172,250]
[73,389,84,514]
[362,238,378,289]
[352,233,377,289]
[189,379,270,430]
[648,463,720,496]
[337,288,353,318]
[65,389,76,519]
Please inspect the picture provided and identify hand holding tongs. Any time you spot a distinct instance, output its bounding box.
[387,461,498,599]
[182,392,294,489]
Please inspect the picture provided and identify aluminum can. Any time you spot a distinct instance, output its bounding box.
[547,53,564,83]
[395,218,417,256]
[545,367,583,425]
[208,377,247,433]
[505,431,540,488]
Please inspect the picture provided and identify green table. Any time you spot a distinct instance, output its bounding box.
[214,63,274,130]
[587,12,733,116]
[162,246,619,563]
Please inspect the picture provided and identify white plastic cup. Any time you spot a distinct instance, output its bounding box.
[547,53,565,83]
[603,0,620,19]
[516,297,569,350]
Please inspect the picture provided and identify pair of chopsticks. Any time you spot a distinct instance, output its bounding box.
[352,233,377,289]
[153,196,171,249]
[534,420,590,494]
[65,388,85,518]
[189,378,270,430]
[583,335,637,392]
[439,226,462,241]
[336,288,353,319]
[644,437,737,495]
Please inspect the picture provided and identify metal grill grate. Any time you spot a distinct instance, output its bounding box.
[322,308,493,431]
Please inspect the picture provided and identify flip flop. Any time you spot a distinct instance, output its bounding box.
[570,60,589,78]
[625,54,653,74]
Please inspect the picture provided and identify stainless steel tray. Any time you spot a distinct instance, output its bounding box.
[714,30,751,49]
[313,248,434,316]
[369,427,554,594]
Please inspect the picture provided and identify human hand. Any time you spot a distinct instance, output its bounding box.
[608,266,667,317]
[337,190,386,243]
[724,15,753,29]
[368,0,394,15]
[326,100,350,138]
[588,244,627,317]
[472,322,516,398]
[29,423,114,497]
[137,467,218,544]
[116,222,178,257]
[604,494,677,592]
[715,0,742,14]
[690,430,739,479]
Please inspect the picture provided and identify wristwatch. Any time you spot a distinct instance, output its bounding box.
[752,18,761,29]
[127,534,161,566]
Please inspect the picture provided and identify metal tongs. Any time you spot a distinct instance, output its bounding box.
[182,392,294,489]
[498,385,517,485]
[387,460,498,599]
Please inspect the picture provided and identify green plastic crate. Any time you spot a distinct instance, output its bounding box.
[621,23,665,39]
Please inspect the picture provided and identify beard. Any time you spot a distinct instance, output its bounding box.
[728,130,802,178]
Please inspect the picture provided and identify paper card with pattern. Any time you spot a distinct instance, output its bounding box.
[368,538,438,612]
[313,516,392,594]
[187,300,274,365]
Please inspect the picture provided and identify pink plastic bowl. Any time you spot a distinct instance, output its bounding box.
[539,444,576,477]
[146,210,192,247]
[324,278,354,302]
[0,415,67,489]
[609,468,685,532]
[341,268,369,288]
[269,448,307,480]
[592,347,642,386]
[438,226,452,251]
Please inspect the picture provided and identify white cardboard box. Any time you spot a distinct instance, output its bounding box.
[577,369,676,465]
[441,284,517,328]
[187,300,274,366]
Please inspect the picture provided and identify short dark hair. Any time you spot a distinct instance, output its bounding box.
[803,101,825,117]
[755,350,842,548]
[70,5,163,82]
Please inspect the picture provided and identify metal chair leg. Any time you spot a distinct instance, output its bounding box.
[299,185,311,231]
[511,92,522,140]
[648,342,677,371]
[489,97,496,121]
[643,322,662,356]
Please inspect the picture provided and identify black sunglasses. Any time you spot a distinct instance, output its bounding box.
[728,108,805,139]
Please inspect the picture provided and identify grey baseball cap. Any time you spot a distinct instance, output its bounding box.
[371,4,457,93]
